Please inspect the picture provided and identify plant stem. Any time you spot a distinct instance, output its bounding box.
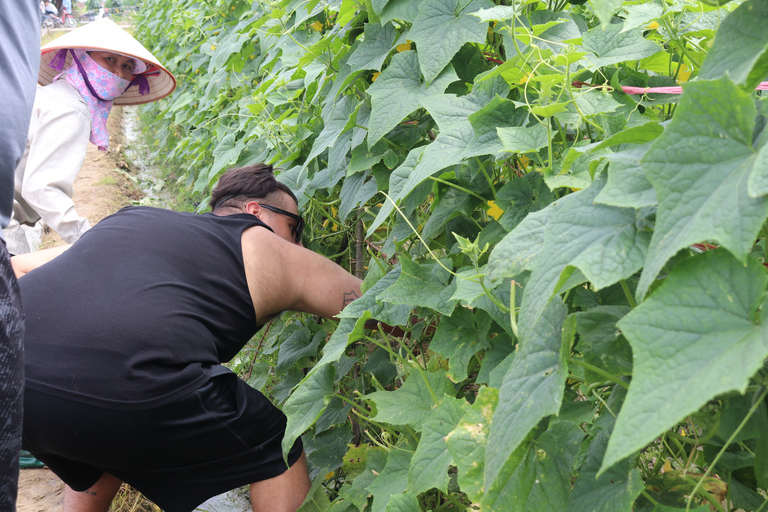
[569,358,629,389]
[620,279,637,308]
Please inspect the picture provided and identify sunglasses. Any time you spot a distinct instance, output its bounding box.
[257,204,304,244]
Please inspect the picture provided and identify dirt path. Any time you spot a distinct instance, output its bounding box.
[16,106,142,512]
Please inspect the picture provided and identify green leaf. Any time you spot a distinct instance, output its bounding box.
[365,369,452,429]
[367,51,458,147]
[208,133,245,185]
[307,95,359,164]
[574,306,633,379]
[379,259,458,316]
[568,388,644,512]
[464,96,528,159]
[445,386,499,502]
[495,171,556,231]
[430,307,492,382]
[484,296,569,490]
[504,172,651,343]
[470,4,527,22]
[498,124,549,154]
[339,172,378,222]
[314,314,371,371]
[384,492,420,512]
[378,0,423,24]
[408,396,469,495]
[580,23,661,68]
[483,421,583,511]
[636,77,767,299]
[489,193,576,281]
[346,449,388,510]
[338,267,413,326]
[346,23,397,72]
[574,89,622,117]
[594,144,657,208]
[603,250,768,473]
[590,0,625,27]
[276,328,323,373]
[620,3,664,33]
[698,0,768,91]
[282,365,335,459]
[367,148,426,236]
[410,0,494,84]
[368,448,414,512]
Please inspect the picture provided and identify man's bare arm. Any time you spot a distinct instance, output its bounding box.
[11,244,70,278]
[242,227,363,322]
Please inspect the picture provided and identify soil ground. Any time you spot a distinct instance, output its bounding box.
[15,106,152,512]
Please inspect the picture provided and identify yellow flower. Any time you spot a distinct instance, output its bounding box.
[396,40,412,52]
[487,200,504,220]
[677,63,692,83]
[211,45,216,51]
[518,155,530,169]
[371,72,381,82]
[325,471,335,480]
[310,21,323,31]
[518,72,530,85]
[646,21,659,30]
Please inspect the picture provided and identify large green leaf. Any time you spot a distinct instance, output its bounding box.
[698,0,768,92]
[346,22,397,72]
[603,250,768,473]
[430,307,492,382]
[484,296,569,491]
[580,23,661,68]
[445,386,499,503]
[483,421,583,511]
[408,396,468,495]
[464,96,528,159]
[590,0,625,27]
[379,259,458,316]
[489,192,578,280]
[501,172,651,343]
[594,144,657,208]
[367,51,458,147]
[368,448,414,512]
[281,365,336,458]
[410,0,494,84]
[636,77,768,299]
[498,124,549,154]
[366,369,452,429]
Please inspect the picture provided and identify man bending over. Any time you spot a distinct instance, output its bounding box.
[15,163,367,512]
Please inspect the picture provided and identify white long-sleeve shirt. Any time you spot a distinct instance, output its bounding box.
[3,80,92,254]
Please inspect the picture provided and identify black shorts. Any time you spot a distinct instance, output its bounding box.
[22,370,303,512]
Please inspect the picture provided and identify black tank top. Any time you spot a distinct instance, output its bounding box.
[21,206,270,410]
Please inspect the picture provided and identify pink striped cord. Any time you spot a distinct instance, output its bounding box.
[572,80,768,95]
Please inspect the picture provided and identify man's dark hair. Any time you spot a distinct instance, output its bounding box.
[209,164,298,211]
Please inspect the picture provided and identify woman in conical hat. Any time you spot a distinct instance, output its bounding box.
[2,18,176,255]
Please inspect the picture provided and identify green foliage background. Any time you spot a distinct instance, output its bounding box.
[134,0,768,509]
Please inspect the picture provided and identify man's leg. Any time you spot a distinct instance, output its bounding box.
[249,451,311,512]
[63,472,123,512]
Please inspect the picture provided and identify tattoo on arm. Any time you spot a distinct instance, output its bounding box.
[343,290,360,306]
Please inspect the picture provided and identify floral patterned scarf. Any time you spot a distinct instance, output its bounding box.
[54,49,130,151]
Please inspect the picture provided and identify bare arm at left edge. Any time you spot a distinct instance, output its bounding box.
[11,244,70,278]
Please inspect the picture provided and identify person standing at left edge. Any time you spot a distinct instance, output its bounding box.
[0,0,40,510]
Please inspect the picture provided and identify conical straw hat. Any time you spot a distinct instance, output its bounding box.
[39,18,176,105]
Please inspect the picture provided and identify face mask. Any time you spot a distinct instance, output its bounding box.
[55,49,131,150]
